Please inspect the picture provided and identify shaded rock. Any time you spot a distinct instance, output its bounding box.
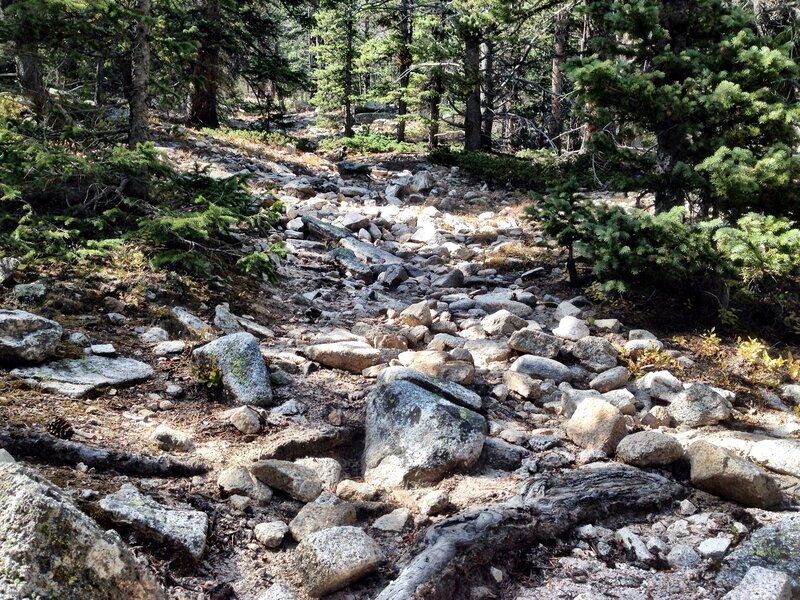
[480,437,528,471]
[378,264,408,288]
[687,441,783,509]
[290,497,357,541]
[572,336,619,371]
[329,248,374,282]
[255,521,289,549]
[552,316,590,341]
[250,460,323,502]
[13,281,47,303]
[377,366,481,410]
[616,431,683,467]
[624,338,664,355]
[0,449,14,463]
[373,507,410,532]
[722,566,792,600]
[193,332,273,406]
[590,366,630,392]
[0,463,165,599]
[305,341,382,374]
[473,292,533,318]
[698,536,732,559]
[616,527,655,564]
[217,465,273,504]
[565,397,628,454]
[507,328,563,358]
[294,526,384,597]
[12,356,153,398]
[364,380,486,488]
[554,301,582,320]
[340,237,402,265]
[398,300,433,327]
[98,484,208,560]
[668,384,732,427]
[0,257,19,284]
[302,215,352,241]
[213,303,243,333]
[432,269,464,288]
[150,424,194,452]
[0,309,62,364]
[667,544,700,570]
[463,339,513,367]
[503,370,541,400]
[510,355,571,383]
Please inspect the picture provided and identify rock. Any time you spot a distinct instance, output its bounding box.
[780,384,800,406]
[364,380,486,488]
[552,316,590,341]
[13,281,47,303]
[687,441,783,509]
[593,318,622,333]
[258,582,303,600]
[342,211,370,231]
[0,309,62,364]
[554,301,582,320]
[698,536,732,559]
[615,431,684,467]
[140,327,169,344]
[749,439,800,478]
[340,237,402,265]
[572,336,619,371]
[90,343,116,356]
[480,437,529,471]
[432,269,464,288]
[0,464,165,599]
[510,355,572,383]
[295,457,343,491]
[255,521,289,548]
[589,366,630,392]
[98,484,208,560]
[527,434,561,452]
[565,397,628,454]
[463,339,513,367]
[679,499,698,516]
[615,527,655,564]
[624,338,664,355]
[667,544,701,569]
[481,310,528,336]
[193,332,273,406]
[271,399,307,416]
[153,340,185,356]
[397,350,475,386]
[228,405,263,434]
[172,306,214,340]
[373,507,411,532]
[418,490,449,516]
[379,264,409,288]
[250,460,323,502]
[0,449,14,463]
[149,424,194,452]
[294,526,384,597]
[503,370,541,400]
[638,370,683,401]
[12,356,154,398]
[507,328,563,358]
[290,497,358,541]
[302,215,352,241]
[329,248,374,282]
[668,384,732,427]
[473,292,533,318]
[377,366,481,410]
[410,170,436,193]
[721,566,792,600]
[305,341,382,374]
[213,303,243,333]
[217,466,273,503]
[718,517,800,593]
[399,300,433,327]
[336,480,379,502]
[641,405,672,428]
[0,257,19,284]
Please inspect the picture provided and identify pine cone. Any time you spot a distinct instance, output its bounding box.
[47,416,74,440]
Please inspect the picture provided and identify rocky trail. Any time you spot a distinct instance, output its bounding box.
[1,126,800,600]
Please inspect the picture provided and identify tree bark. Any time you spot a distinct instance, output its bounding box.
[395,0,413,142]
[343,10,356,137]
[128,0,151,148]
[428,72,443,149]
[0,426,208,477]
[463,32,482,152]
[189,0,221,129]
[480,39,495,151]
[550,7,567,151]
[375,465,683,600]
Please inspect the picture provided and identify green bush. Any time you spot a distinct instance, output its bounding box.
[319,132,423,153]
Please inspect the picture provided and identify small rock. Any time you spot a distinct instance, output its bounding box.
[507,328,563,358]
[141,327,169,344]
[503,370,541,400]
[250,460,323,502]
[481,310,528,337]
[565,397,628,454]
[667,544,701,569]
[258,582,303,600]
[336,480,379,502]
[228,405,263,434]
[678,499,698,516]
[552,316,590,341]
[372,507,411,532]
[153,340,185,356]
[0,448,15,463]
[289,498,357,541]
[418,490,449,516]
[668,384,732,427]
[615,430,684,467]
[149,424,194,452]
[90,343,116,356]
[0,309,63,364]
[721,566,792,600]
[616,527,655,564]
[510,355,572,383]
[698,536,732,559]
[590,367,630,392]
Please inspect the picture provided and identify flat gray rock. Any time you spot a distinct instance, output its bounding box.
[250,460,323,502]
[722,566,792,600]
[508,328,563,358]
[340,237,403,265]
[510,355,572,383]
[193,332,273,406]
[12,356,154,398]
[669,384,732,427]
[98,484,208,560]
[473,292,533,318]
[304,340,382,374]
[377,366,481,410]
[0,309,62,364]
[0,464,165,599]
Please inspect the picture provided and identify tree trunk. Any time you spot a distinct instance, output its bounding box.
[654,127,684,212]
[375,465,683,600]
[395,0,413,142]
[428,72,443,149]
[480,39,494,151]
[579,0,595,152]
[343,11,356,137]
[550,7,567,151]
[463,32,482,152]
[189,0,221,129]
[128,0,151,149]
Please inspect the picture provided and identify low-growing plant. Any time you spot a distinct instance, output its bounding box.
[319,132,423,153]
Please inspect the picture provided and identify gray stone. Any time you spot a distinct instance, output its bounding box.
[193,332,273,406]
[140,327,169,344]
[688,441,783,509]
[258,582,303,600]
[342,211,370,231]
[722,566,792,600]
[336,480,379,502]
[749,439,800,478]
[12,356,154,398]
[364,380,486,488]
[409,170,436,193]
[340,237,402,265]
[481,437,529,471]
[572,336,619,371]
[271,399,307,416]
[379,264,409,287]
[372,507,411,532]
[172,306,214,340]
[305,341,382,374]
[594,318,622,333]
[213,304,243,333]
[667,544,701,569]
[718,518,800,594]
[0,449,14,463]
[290,498,357,541]
[616,527,655,564]
[507,328,563,358]
[90,343,116,356]
[294,526,384,597]
[668,384,732,427]
[0,309,62,364]
[527,435,561,452]
[624,338,664,354]
[481,310,528,336]
[399,300,433,327]
[98,484,208,560]
[473,292,533,318]
[418,490,449,516]
[295,457,343,491]
[329,248,374,282]
[698,536,732,559]
[463,339,513,367]
[780,384,800,406]
[250,460,323,502]
[637,370,683,401]
[377,366,481,410]
[615,431,684,467]
[0,464,165,599]
[510,355,572,383]
[153,340,185,356]
[601,388,637,415]
[589,367,630,392]
[228,405,263,434]
[217,465,273,503]
[565,397,628,454]
[149,424,194,452]
[302,215,352,241]
[13,281,47,303]
[503,370,541,400]
[255,521,289,548]
[0,257,19,284]
[432,269,465,288]
[552,316,590,341]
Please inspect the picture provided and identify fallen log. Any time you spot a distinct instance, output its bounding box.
[0,426,208,477]
[375,464,684,600]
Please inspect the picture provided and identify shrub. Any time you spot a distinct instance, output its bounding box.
[319,132,423,153]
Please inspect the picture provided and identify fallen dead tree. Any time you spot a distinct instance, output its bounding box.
[376,464,684,600]
[0,426,208,477]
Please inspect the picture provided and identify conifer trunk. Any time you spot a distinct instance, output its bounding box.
[463,32,482,152]
[550,7,567,151]
[396,0,413,142]
[480,39,495,151]
[128,0,151,149]
[189,0,221,129]
[343,10,356,137]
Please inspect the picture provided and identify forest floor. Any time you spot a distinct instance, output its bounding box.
[2,114,800,600]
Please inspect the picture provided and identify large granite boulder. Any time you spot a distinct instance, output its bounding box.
[364,380,486,488]
[0,309,62,364]
[0,464,165,599]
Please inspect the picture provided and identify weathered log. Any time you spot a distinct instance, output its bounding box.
[376,464,684,600]
[0,426,208,477]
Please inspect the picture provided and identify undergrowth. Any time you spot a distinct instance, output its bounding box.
[320,132,424,153]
